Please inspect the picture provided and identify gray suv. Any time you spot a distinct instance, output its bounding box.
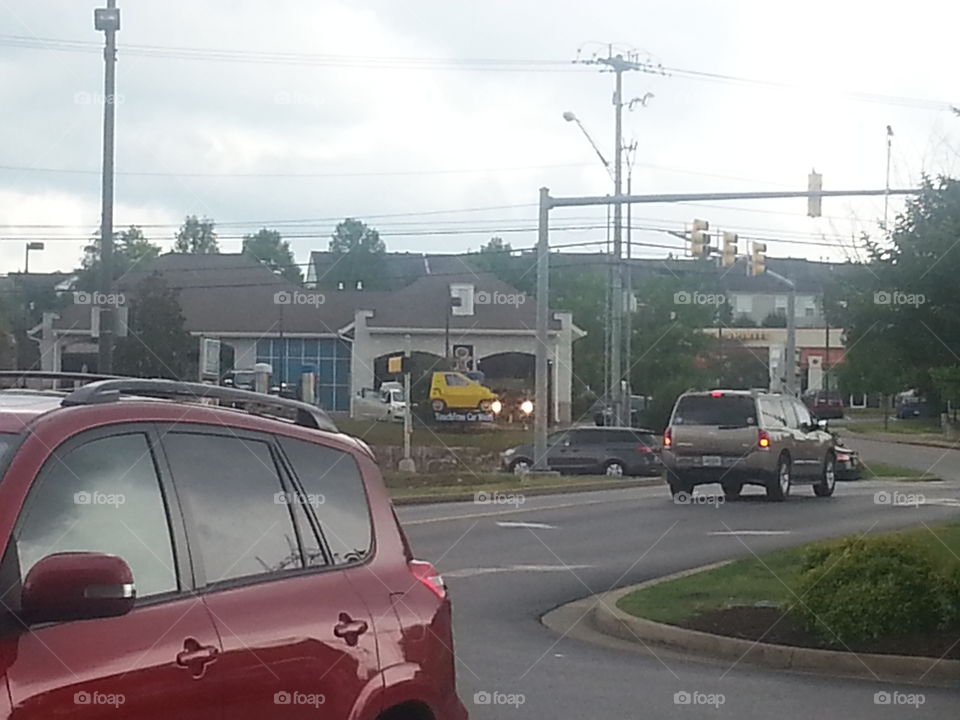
[501,427,662,477]
[662,390,837,501]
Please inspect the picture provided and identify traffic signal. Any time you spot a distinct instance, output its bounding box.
[749,242,767,276]
[807,170,822,218]
[722,232,738,267]
[690,219,710,259]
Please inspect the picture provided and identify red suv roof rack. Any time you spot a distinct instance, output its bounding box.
[0,370,339,432]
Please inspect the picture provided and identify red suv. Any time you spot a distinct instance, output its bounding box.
[0,374,467,720]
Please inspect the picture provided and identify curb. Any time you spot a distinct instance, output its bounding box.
[391,478,663,506]
[843,430,960,450]
[587,562,960,687]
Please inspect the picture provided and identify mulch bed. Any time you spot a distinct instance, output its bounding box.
[682,606,960,660]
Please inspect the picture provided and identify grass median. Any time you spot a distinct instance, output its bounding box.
[384,470,659,500]
[337,418,531,451]
[859,460,938,480]
[616,522,960,658]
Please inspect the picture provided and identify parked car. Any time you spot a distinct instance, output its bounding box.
[353,385,407,422]
[0,373,466,720]
[895,400,937,419]
[501,426,662,476]
[802,389,845,419]
[834,444,862,480]
[429,370,499,413]
[662,389,837,501]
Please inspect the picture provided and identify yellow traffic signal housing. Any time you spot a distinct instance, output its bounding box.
[749,242,767,276]
[690,219,710,259]
[722,231,738,267]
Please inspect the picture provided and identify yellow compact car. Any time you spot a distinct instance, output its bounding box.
[429,371,500,413]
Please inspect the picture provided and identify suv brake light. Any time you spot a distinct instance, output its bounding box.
[663,427,672,447]
[757,429,770,449]
[409,560,446,600]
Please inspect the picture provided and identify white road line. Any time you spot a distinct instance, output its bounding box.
[496,520,557,530]
[708,530,792,536]
[445,564,592,578]
[400,489,658,525]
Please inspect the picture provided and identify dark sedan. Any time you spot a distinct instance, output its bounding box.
[500,426,662,477]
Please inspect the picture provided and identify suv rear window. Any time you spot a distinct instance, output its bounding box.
[673,395,756,426]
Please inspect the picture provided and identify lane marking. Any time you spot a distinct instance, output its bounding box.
[708,530,792,536]
[400,489,658,525]
[496,520,557,530]
[445,564,591,578]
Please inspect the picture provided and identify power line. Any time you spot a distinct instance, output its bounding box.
[0,34,954,111]
[0,161,592,179]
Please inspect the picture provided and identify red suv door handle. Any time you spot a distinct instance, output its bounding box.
[176,637,219,677]
[334,613,369,645]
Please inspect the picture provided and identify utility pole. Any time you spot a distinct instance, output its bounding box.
[578,48,658,426]
[533,187,550,470]
[884,125,894,233]
[398,334,415,472]
[610,63,624,425]
[95,2,120,374]
[623,148,635,424]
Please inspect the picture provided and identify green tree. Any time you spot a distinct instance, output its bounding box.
[761,310,787,327]
[78,226,161,291]
[174,215,219,254]
[242,228,301,283]
[840,176,960,410]
[326,218,387,290]
[628,275,715,430]
[114,273,196,379]
[468,237,534,293]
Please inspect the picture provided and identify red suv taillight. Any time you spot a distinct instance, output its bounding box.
[409,560,446,600]
[663,428,672,447]
[757,429,771,449]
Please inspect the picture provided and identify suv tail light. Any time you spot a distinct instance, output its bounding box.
[636,444,653,453]
[663,428,672,447]
[757,429,771,449]
[409,560,446,600]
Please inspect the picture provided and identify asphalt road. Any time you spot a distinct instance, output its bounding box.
[397,442,960,719]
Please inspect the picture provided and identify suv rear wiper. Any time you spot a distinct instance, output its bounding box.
[717,424,750,430]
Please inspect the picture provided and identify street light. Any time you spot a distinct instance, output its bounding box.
[563,111,614,181]
[24,242,44,273]
[95,1,120,374]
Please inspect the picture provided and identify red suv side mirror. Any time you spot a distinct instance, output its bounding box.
[21,552,136,625]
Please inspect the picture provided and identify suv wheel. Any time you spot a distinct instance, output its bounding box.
[510,458,532,475]
[813,454,837,497]
[431,399,446,412]
[766,455,792,501]
[604,460,625,477]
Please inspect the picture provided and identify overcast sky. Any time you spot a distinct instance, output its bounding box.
[1,0,957,275]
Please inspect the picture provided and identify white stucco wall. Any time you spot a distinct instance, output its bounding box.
[350,310,579,423]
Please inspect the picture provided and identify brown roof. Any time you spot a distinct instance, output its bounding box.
[51,254,557,336]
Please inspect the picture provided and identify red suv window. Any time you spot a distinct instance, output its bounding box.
[279,437,372,566]
[14,432,178,597]
[162,432,305,584]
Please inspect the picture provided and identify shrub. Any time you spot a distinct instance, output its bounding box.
[939,564,960,630]
[789,537,943,643]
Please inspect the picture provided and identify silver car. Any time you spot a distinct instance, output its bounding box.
[661,389,837,501]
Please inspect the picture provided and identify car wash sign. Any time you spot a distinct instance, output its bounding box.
[433,410,495,423]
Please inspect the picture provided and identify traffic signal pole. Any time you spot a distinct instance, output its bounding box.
[533,185,920,457]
